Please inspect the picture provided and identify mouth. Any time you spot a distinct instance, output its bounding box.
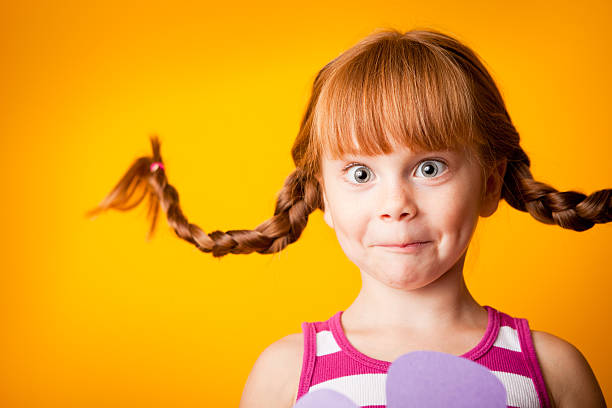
[377,241,430,247]
[375,241,431,253]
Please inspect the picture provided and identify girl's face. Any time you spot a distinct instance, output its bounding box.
[319,143,499,291]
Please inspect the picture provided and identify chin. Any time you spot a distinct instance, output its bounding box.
[385,281,424,291]
[368,266,446,291]
[374,272,428,291]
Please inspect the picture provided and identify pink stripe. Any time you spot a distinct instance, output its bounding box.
[498,311,518,329]
[476,346,532,377]
[313,320,330,331]
[311,351,386,385]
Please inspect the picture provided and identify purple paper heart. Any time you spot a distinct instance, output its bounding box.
[386,351,507,407]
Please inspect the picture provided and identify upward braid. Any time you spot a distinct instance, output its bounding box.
[86,135,322,257]
[502,147,611,231]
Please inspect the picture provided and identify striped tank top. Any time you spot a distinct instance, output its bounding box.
[296,305,552,408]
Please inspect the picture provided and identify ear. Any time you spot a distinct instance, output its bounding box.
[479,158,507,218]
[318,177,334,229]
[322,190,335,229]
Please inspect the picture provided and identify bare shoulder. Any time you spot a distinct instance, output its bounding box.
[239,332,304,408]
[531,330,606,408]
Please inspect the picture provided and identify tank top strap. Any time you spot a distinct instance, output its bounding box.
[297,321,317,400]
[515,316,553,408]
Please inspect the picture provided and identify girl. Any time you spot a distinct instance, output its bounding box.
[87,28,609,407]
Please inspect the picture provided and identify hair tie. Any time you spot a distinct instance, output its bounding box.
[150,161,165,172]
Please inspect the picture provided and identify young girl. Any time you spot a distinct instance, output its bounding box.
[87,28,609,407]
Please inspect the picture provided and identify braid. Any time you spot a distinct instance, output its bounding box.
[502,147,611,231]
[86,136,322,257]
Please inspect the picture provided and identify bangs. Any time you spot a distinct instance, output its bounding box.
[311,35,484,166]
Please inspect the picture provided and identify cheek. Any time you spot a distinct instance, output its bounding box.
[432,184,481,247]
[328,195,371,254]
[334,204,368,242]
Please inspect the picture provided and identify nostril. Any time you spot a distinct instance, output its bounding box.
[381,211,413,221]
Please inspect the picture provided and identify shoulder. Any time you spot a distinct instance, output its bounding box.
[530,330,606,408]
[239,333,304,408]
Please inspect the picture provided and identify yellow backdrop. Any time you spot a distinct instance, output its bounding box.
[1,1,610,406]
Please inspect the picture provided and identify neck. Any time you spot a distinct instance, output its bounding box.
[342,251,485,334]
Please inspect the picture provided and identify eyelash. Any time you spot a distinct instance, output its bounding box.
[341,158,449,184]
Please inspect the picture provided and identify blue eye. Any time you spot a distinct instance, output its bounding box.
[415,160,447,178]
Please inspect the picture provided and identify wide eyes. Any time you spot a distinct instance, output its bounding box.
[350,166,373,183]
[414,160,447,178]
[343,159,448,185]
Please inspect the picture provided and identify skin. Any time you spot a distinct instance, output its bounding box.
[317,142,506,350]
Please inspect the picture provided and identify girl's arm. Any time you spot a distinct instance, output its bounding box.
[239,333,304,408]
[531,330,607,407]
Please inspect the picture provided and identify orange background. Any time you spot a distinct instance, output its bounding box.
[1,1,610,406]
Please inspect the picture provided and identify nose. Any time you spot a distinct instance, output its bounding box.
[379,182,418,222]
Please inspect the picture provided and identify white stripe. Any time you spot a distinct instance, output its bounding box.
[308,373,387,406]
[316,330,342,356]
[306,366,540,408]
[491,370,541,408]
[493,325,522,352]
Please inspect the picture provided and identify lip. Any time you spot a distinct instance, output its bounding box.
[376,241,431,253]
